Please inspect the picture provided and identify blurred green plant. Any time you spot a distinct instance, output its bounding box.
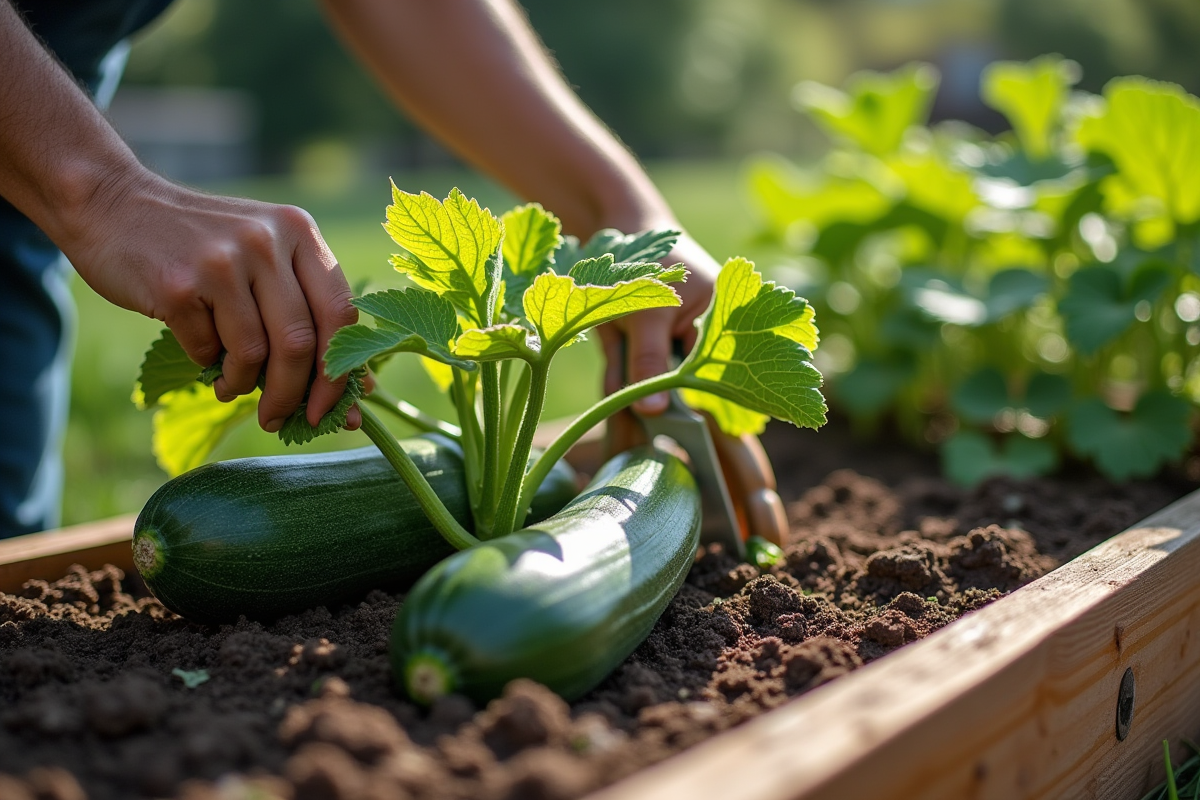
[750,55,1200,486]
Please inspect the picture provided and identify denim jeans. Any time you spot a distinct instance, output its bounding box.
[1,0,173,537]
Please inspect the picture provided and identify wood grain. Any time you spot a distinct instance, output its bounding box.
[590,489,1200,800]
[0,515,136,593]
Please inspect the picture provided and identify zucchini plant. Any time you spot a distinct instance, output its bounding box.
[136,184,826,550]
[751,56,1200,485]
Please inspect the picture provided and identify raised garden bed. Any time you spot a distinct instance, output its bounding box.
[1,419,1197,800]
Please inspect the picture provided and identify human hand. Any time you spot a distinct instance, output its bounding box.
[596,232,719,454]
[62,168,360,432]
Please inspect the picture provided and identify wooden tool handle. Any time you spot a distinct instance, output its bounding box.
[705,423,789,547]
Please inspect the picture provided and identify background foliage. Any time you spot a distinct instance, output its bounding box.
[750,57,1200,485]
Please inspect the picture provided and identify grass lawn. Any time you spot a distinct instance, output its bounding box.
[61,158,780,525]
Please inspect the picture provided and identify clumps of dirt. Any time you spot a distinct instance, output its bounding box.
[0,460,1187,800]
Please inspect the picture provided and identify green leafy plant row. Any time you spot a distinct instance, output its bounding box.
[751,55,1200,485]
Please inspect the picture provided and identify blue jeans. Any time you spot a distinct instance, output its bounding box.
[1,0,172,537]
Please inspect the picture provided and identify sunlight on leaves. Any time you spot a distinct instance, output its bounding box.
[384,184,502,327]
[680,257,825,429]
[523,270,681,353]
[556,228,680,273]
[794,63,939,156]
[982,55,1079,160]
[325,289,474,377]
[453,324,540,363]
[1075,78,1200,227]
[567,255,686,287]
[501,203,560,317]
[748,155,895,235]
[679,390,769,436]
[152,385,259,476]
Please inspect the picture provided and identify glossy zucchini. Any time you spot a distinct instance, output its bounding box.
[132,436,578,623]
[391,446,701,704]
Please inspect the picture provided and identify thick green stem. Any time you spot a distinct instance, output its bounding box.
[363,388,461,439]
[357,405,479,550]
[491,361,551,538]
[477,362,503,534]
[452,369,483,512]
[514,370,680,531]
[500,364,531,472]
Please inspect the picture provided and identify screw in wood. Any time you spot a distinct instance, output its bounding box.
[1116,667,1136,741]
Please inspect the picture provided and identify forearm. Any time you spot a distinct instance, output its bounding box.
[0,1,148,248]
[320,0,675,236]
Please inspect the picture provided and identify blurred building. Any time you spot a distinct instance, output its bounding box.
[106,87,257,183]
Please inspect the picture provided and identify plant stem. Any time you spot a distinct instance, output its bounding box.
[452,368,483,513]
[357,404,479,551]
[1167,740,1181,800]
[477,362,503,535]
[514,370,680,530]
[491,360,551,538]
[363,388,461,439]
[501,364,531,467]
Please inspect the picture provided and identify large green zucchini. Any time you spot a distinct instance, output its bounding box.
[132,436,577,623]
[391,447,701,704]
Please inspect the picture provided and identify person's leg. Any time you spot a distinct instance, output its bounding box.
[0,224,75,538]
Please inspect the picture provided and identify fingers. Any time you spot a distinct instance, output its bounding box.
[210,281,269,403]
[251,268,318,433]
[625,309,674,415]
[288,210,357,427]
[166,305,222,370]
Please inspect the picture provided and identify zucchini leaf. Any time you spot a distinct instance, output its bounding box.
[278,369,366,446]
[152,385,259,476]
[384,184,503,328]
[678,257,826,429]
[138,324,369,473]
[453,324,540,363]
[1075,77,1200,227]
[941,431,1058,487]
[136,329,205,409]
[568,256,687,286]
[523,261,683,353]
[1058,262,1173,354]
[324,288,475,377]
[500,203,560,318]
[1066,392,1192,480]
[679,389,769,436]
[981,55,1077,161]
[555,227,680,273]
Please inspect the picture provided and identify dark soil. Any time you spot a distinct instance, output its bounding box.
[0,419,1192,800]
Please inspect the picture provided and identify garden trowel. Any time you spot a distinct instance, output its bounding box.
[635,390,745,557]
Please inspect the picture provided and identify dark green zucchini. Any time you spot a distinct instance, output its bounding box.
[132,436,578,623]
[390,446,701,704]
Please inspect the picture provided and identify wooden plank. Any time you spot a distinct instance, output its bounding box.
[0,515,136,593]
[590,488,1200,800]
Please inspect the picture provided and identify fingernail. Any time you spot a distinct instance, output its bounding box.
[264,418,285,433]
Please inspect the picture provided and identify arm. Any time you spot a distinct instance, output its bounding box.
[320,0,719,414]
[0,1,357,431]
